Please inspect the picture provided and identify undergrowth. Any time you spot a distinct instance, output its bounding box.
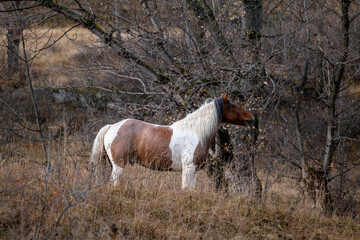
[0,140,359,239]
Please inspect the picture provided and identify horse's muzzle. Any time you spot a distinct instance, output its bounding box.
[246,119,255,126]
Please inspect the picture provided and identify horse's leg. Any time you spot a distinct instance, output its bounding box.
[109,152,127,186]
[111,164,124,186]
[105,144,126,187]
[181,160,198,190]
[103,120,132,187]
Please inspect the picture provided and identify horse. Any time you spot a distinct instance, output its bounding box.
[90,93,254,189]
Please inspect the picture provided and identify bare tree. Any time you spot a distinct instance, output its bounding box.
[260,0,360,213]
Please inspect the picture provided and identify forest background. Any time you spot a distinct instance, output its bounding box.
[0,0,359,239]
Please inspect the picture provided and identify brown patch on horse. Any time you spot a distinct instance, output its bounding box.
[193,131,218,170]
[111,119,173,170]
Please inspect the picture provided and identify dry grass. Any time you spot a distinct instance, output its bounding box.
[0,138,359,240]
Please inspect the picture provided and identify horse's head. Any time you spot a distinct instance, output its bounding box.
[220,93,254,126]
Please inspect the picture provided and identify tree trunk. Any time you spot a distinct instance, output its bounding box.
[207,127,233,191]
[7,27,21,75]
[186,0,233,56]
[221,0,263,199]
[185,0,262,197]
[242,0,262,63]
[140,0,175,67]
[6,2,22,76]
[298,0,311,202]
[320,0,350,214]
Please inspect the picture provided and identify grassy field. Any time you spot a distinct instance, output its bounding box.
[1,26,101,87]
[0,139,359,239]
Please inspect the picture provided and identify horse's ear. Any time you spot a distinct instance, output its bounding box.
[222,93,228,102]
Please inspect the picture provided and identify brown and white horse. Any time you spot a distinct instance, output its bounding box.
[90,93,253,189]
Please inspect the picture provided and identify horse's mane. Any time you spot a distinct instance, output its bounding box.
[171,97,224,145]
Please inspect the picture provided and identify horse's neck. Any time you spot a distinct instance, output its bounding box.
[172,102,220,144]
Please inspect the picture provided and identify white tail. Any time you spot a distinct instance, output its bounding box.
[90,124,111,184]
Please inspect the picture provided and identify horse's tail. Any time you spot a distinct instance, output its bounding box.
[90,124,111,184]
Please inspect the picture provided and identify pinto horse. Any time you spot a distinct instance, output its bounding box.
[90,93,253,189]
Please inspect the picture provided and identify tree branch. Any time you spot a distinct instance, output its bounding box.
[37,0,170,83]
[186,0,233,57]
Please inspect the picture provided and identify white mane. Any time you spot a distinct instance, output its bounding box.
[171,100,221,145]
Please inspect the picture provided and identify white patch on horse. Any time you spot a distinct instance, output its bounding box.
[103,119,128,185]
[169,129,198,171]
[111,165,124,186]
[169,100,221,189]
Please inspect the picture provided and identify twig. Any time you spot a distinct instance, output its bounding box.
[18,14,51,240]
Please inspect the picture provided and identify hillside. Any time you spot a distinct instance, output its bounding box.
[0,142,359,239]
